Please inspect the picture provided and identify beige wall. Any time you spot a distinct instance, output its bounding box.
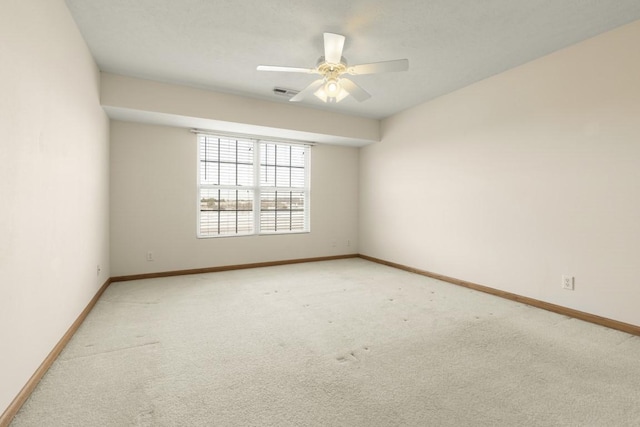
[110,121,358,277]
[360,20,640,326]
[0,0,110,414]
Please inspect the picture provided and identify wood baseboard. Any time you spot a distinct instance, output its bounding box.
[0,278,112,427]
[359,254,640,337]
[110,254,359,282]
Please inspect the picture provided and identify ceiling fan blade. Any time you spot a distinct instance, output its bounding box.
[257,65,317,73]
[347,59,409,75]
[290,79,325,102]
[323,33,345,64]
[340,78,371,102]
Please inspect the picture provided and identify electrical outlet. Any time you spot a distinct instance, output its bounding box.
[562,275,574,290]
[97,265,101,276]
[347,240,351,247]
[146,251,154,262]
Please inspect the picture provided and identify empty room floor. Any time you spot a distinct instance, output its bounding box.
[11,258,640,426]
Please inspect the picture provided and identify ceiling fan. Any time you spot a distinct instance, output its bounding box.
[257,33,409,103]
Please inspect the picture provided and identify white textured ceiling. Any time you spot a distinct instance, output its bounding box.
[65,0,640,120]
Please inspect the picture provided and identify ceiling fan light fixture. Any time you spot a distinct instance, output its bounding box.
[314,78,349,103]
[325,78,340,96]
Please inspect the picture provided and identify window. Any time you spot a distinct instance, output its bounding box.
[197,134,310,237]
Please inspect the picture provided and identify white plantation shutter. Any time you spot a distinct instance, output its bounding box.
[197,134,309,237]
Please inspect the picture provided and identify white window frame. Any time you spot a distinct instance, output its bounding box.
[197,133,311,238]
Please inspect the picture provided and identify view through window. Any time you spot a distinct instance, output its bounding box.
[197,134,310,237]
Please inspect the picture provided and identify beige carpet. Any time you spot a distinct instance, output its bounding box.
[11,258,640,426]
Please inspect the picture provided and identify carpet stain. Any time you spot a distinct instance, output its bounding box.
[615,335,637,346]
[61,341,161,361]
[337,351,361,363]
[136,408,155,426]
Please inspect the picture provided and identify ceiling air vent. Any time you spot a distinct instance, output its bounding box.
[273,87,299,98]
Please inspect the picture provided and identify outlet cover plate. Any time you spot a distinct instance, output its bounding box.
[562,275,574,290]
